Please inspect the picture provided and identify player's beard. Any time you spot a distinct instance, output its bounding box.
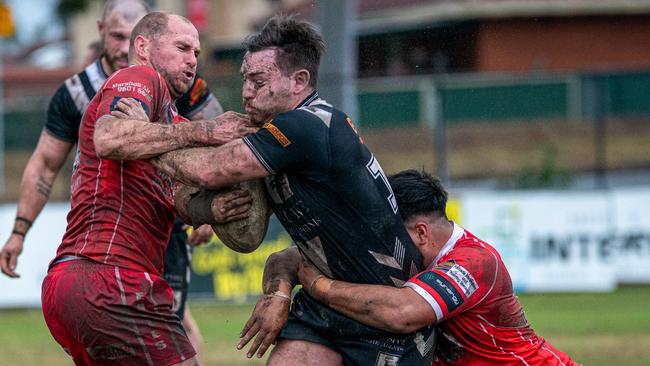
[104,52,128,73]
[156,64,193,100]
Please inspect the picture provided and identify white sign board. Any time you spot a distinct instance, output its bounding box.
[610,188,650,283]
[0,203,68,308]
[460,191,617,292]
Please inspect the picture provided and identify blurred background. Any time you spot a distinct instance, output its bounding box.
[1,0,649,365]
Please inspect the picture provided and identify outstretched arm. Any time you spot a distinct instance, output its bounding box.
[1,131,73,278]
[151,139,268,190]
[238,247,301,358]
[299,255,436,334]
[94,110,255,160]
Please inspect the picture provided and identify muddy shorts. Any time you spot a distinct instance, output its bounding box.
[278,289,436,366]
[41,259,195,366]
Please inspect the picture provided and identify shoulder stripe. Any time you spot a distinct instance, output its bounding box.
[78,70,98,103]
[243,137,276,175]
[299,105,333,128]
[84,60,107,93]
[405,281,444,321]
[64,75,91,114]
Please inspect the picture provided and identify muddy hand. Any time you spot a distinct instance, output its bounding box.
[211,189,253,223]
[238,293,290,358]
[110,97,149,121]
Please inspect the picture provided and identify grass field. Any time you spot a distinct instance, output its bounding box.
[1,286,649,365]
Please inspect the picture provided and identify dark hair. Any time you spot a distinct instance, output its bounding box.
[243,15,325,88]
[388,170,448,222]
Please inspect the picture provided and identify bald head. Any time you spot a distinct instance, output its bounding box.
[102,0,149,23]
[129,12,200,98]
[128,12,194,60]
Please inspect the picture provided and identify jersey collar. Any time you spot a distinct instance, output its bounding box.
[297,91,319,108]
[430,222,465,267]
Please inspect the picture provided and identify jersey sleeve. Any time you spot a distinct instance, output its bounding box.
[175,75,214,118]
[95,68,162,122]
[45,84,83,143]
[404,246,495,322]
[242,109,330,175]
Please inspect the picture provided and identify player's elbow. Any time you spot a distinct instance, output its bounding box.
[383,302,432,334]
[93,123,121,159]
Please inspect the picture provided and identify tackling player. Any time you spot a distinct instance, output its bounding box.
[150,16,434,365]
[266,170,577,365]
[0,1,222,363]
[40,12,255,366]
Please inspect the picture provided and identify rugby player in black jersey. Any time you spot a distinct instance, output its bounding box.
[151,16,435,365]
[0,1,226,363]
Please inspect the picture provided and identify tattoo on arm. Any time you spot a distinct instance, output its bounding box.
[36,176,52,198]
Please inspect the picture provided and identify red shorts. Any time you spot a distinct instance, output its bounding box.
[42,259,195,366]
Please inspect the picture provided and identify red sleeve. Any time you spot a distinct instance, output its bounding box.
[405,246,496,321]
[96,67,163,123]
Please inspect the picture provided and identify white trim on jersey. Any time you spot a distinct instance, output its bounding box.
[104,161,125,264]
[77,159,103,255]
[430,222,465,267]
[86,59,107,92]
[404,281,445,321]
[542,346,568,366]
[64,75,91,114]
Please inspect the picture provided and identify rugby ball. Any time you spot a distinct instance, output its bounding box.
[212,179,270,253]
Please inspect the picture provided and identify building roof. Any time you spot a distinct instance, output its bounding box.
[281,0,650,34]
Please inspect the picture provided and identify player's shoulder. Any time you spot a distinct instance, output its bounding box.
[106,65,159,85]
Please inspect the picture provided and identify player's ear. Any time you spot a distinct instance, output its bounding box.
[133,35,150,62]
[292,69,310,94]
[412,221,429,247]
[97,20,105,36]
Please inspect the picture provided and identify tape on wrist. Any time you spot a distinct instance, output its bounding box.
[11,230,26,237]
[271,291,291,301]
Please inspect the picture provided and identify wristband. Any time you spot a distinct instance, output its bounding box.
[15,216,33,228]
[11,230,26,237]
[308,275,325,295]
[271,291,291,301]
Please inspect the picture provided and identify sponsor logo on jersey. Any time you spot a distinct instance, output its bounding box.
[263,121,292,147]
[443,264,478,298]
[417,271,464,313]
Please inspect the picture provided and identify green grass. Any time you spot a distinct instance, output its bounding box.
[1,287,649,365]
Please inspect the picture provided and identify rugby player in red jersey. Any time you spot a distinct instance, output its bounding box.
[40,12,256,366]
[243,170,579,366]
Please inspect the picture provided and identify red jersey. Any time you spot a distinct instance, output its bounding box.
[405,223,578,366]
[54,65,187,275]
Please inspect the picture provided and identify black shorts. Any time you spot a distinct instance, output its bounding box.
[279,290,436,366]
[163,221,191,319]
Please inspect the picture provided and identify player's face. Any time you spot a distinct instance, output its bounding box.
[99,12,136,74]
[150,17,200,99]
[241,49,295,125]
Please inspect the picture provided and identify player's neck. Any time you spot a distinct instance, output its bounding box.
[100,56,117,76]
[290,89,316,110]
[427,219,454,265]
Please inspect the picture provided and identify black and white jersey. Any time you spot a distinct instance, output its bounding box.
[244,92,425,286]
[45,59,107,142]
[45,59,214,143]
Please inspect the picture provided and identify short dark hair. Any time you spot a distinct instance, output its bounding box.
[243,15,325,88]
[129,12,169,52]
[389,170,448,222]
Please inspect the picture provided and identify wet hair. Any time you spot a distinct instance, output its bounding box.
[102,0,149,23]
[243,15,325,88]
[388,170,448,222]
